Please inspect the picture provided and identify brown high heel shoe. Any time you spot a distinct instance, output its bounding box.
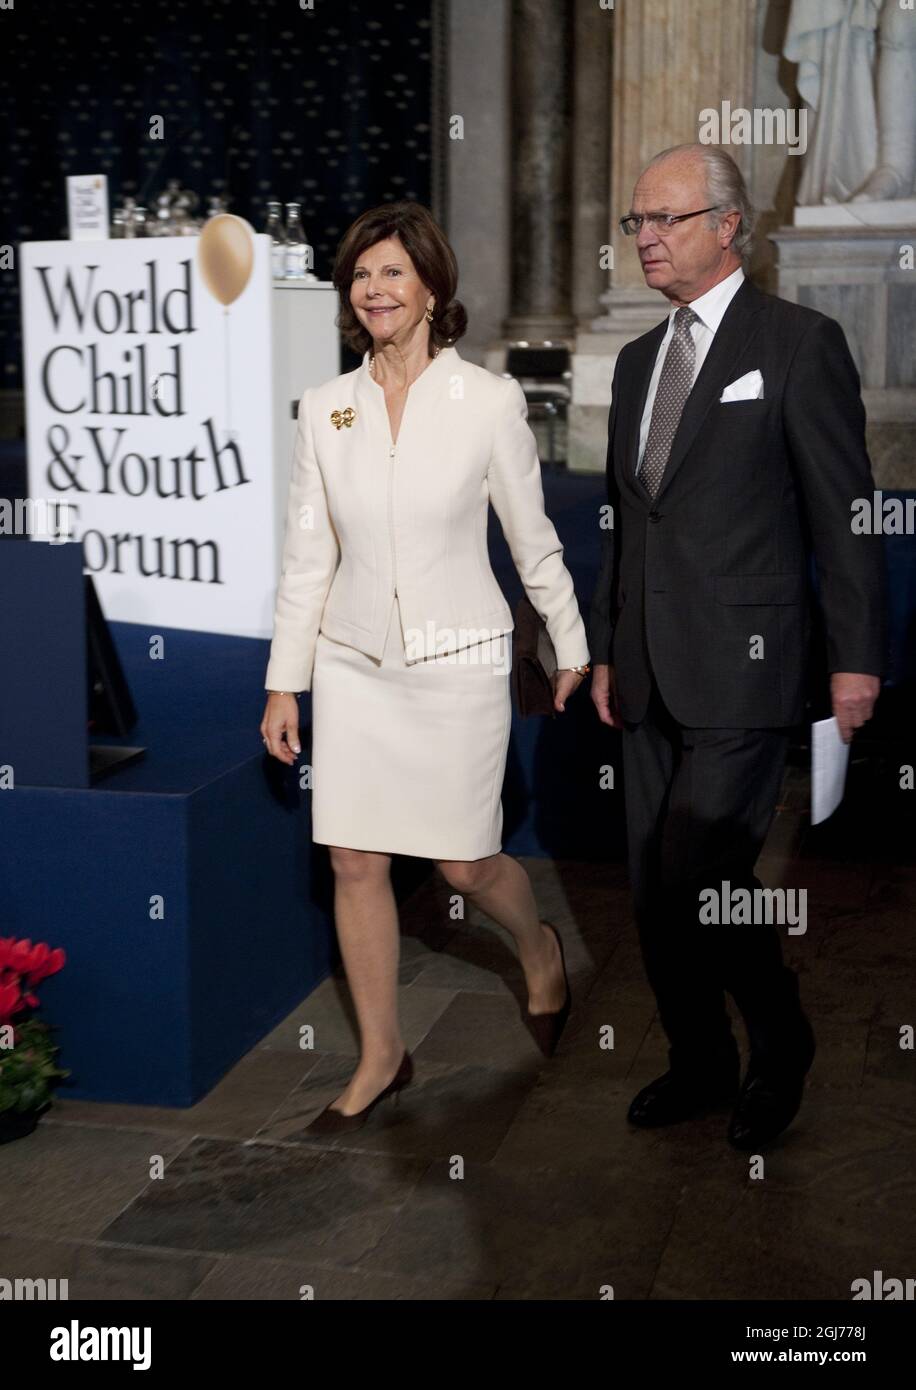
[524,922,572,1058]
[305,1051,413,1135]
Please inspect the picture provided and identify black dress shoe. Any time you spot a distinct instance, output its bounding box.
[628,1064,740,1128]
[728,1020,816,1151]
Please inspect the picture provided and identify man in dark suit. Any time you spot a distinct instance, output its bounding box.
[589,143,887,1149]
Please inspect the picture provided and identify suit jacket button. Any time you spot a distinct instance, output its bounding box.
[648,510,660,523]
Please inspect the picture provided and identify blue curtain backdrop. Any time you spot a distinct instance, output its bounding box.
[1,0,434,390]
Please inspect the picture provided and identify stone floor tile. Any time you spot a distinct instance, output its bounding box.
[0,1124,194,1241]
[0,1232,216,1300]
[99,1136,428,1266]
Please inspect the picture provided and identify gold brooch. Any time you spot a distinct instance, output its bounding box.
[330,407,355,430]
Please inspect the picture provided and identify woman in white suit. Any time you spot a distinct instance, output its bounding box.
[261,202,590,1132]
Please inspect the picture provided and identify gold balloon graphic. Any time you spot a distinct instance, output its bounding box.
[197,214,255,306]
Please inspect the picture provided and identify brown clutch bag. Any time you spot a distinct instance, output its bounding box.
[510,595,557,718]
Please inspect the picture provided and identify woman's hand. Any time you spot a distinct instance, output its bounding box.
[552,668,586,713]
[260,693,301,764]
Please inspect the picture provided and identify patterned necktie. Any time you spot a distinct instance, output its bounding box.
[637,305,699,499]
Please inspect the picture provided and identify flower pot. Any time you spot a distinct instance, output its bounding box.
[0,1102,51,1145]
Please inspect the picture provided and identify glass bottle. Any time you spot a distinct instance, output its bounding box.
[283,202,311,279]
[265,201,286,279]
[151,190,173,237]
[175,187,202,234]
[121,197,139,237]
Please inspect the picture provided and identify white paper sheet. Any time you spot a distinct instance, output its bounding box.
[811,716,850,825]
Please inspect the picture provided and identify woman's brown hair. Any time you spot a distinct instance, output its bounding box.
[332,200,467,357]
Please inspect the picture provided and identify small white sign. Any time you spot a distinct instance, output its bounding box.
[66,174,110,242]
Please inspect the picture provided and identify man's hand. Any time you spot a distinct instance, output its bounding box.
[831,672,880,744]
[590,663,622,728]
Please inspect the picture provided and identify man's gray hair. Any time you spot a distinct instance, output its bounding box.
[646,144,756,260]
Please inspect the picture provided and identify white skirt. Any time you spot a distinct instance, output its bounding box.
[310,595,512,860]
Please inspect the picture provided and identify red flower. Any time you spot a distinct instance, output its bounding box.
[0,937,65,1022]
[0,980,24,1024]
[26,947,66,987]
[0,938,65,982]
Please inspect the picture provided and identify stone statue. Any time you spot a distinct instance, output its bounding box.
[784,0,916,205]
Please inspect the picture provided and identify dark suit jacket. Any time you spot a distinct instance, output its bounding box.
[588,276,887,728]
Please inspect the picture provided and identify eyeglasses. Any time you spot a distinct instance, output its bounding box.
[619,206,721,236]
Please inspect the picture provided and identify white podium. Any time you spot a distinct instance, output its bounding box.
[270,278,339,567]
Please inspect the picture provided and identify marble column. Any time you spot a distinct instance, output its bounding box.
[571,0,612,328]
[569,0,759,471]
[444,0,512,364]
[504,0,575,341]
[606,0,757,298]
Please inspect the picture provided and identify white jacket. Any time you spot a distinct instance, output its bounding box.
[265,345,590,692]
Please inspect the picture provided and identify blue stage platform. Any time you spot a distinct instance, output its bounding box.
[1,617,340,1106]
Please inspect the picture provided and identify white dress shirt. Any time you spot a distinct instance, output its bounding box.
[637,265,745,470]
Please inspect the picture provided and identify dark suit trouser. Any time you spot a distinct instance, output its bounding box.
[622,678,793,1075]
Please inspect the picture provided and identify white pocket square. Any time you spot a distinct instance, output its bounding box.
[720,369,764,402]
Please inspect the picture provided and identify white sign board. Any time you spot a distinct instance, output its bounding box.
[66,174,110,242]
[21,233,277,638]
